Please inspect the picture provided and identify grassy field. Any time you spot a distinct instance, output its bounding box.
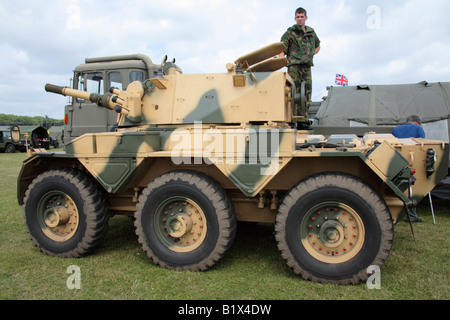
[1,151,449,301]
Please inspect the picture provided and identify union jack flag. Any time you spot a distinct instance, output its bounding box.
[335,74,348,86]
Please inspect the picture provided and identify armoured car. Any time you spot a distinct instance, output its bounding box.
[17,43,449,284]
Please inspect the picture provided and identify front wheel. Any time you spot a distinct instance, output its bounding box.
[134,171,236,271]
[22,169,109,257]
[275,173,393,284]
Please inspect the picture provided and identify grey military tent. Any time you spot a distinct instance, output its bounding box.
[314,81,450,143]
[313,81,450,199]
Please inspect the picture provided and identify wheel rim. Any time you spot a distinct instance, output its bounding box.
[154,196,207,253]
[37,191,80,242]
[300,202,365,264]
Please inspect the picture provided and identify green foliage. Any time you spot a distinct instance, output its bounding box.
[0,113,63,127]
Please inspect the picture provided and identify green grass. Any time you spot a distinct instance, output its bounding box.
[1,151,449,300]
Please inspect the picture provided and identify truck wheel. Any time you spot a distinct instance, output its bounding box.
[5,144,16,153]
[23,169,109,257]
[135,171,236,271]
[275,173,393,284]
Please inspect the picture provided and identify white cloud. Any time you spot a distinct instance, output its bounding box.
[0,0,449,119]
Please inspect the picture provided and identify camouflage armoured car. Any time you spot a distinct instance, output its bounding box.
[17,43,449,284]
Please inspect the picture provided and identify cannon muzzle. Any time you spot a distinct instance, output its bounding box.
[45,83,67,96]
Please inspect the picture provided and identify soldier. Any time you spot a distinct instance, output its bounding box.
[280,7,321,129]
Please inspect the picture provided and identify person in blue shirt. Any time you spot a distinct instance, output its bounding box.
[392,114,425,223]
[392,114,425,139]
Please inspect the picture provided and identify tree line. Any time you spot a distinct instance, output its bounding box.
[0,114,63,128]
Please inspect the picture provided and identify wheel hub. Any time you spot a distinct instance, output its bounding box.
[166,213,193,238]
[155,197,207,253]
[301,202,365,264]
[319,220,344,248]
[44,207,70,228]
[38,192,79,242]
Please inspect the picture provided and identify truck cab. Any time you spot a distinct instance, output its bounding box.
[64,54,163,144]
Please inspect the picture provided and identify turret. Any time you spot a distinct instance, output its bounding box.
[45,43,303,129]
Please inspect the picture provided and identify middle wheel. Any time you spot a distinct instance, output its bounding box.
[135,171,236,271]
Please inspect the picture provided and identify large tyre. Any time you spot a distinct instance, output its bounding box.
[275,173,393,285]
[5,144,16,153]
[135,171,236,271]
[23,169,109,257]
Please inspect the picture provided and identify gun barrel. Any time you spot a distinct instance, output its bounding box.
[45,83,92,101]
[45,83,120,113]
[45,81,143,123]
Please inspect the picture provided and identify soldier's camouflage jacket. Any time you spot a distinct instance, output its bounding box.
[281,24,320,67]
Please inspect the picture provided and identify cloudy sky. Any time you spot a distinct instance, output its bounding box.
[1,0,449,119]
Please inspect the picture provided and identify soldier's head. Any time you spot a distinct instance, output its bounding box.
[406,114,422,125]
[295,7,308,27]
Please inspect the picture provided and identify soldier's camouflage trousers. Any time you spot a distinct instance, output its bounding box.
[288,64,312,122]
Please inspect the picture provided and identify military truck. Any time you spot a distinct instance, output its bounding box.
[0,125,21,153]
[17,43,449,285]
[63,54,180,144]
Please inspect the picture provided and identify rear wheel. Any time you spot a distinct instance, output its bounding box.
[23,169,109,257]
[275,173,393,284]
[135,171,236,271]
